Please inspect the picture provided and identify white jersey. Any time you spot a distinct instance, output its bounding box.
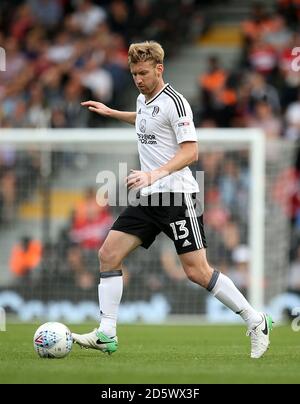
[135,83,199,196]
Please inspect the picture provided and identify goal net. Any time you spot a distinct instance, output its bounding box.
[0,129,293,323]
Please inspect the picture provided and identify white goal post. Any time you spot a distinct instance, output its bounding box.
[0,128,266,312]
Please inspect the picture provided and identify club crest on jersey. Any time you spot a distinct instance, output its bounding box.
[139,119,147,133]
[152,106,160,117]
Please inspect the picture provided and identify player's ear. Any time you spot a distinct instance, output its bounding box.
[156,64,164,75]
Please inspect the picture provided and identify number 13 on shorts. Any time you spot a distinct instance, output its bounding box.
[170,220,189,240]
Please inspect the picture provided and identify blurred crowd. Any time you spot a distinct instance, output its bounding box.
[196,0,300,295]
[0,0,208,231]
[0,0,207,129]
[197,2,300,135]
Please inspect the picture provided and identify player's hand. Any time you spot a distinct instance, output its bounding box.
[81,100,112,117]
[126,170,162,190]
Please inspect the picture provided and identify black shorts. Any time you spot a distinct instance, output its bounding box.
[111,193,207,255]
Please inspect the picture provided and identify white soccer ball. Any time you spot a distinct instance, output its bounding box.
[33,322,73,359]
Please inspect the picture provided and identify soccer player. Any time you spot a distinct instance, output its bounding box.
[72,41,273,359]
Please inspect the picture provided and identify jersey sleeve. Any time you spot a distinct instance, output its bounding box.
[168,96,197,144]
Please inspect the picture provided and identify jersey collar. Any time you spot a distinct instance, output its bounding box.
[145,83,169,105]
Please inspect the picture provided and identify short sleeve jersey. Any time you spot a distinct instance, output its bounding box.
[135,84,199,196]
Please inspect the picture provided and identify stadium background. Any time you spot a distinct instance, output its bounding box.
[0,0,299,325]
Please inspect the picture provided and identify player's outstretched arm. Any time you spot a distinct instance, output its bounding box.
[81,101,136,126]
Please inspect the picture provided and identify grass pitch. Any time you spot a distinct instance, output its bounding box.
[0,324,299,384]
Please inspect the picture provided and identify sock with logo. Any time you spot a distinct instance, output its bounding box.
[207,270,262,328]
[98,270,123,338]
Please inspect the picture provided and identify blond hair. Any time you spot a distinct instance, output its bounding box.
[128,41,165,66]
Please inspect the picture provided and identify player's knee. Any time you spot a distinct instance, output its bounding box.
[98,246,121,269]
[185,266,201,285]
[185,263,212,287]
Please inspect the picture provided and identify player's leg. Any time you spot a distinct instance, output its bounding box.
[164,194,273,359]
[179,249,273,359]
[97,230,142,338]
[179,248,262,325]
[72,230,141,353]
[72,200,160,354]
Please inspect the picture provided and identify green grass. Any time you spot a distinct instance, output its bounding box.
[0,324,299,384]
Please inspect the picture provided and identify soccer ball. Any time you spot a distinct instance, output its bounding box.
[33,322,73,359]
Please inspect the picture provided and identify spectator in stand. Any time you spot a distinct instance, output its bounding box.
[213,79,238,127]
[42,66,65,109]
[107,0,130,44]
[50,107,67,129]
[0,168,17,224]
[80,58,113,105]
[277,0,300,29]
[262,14,293,53]
[278,33,300,109]
[247,72,281,114]
[198,151,224,189]
[247,36,278,82]
[27,83,51,128]
[198,55,227,122]
[241,2,271,51]
[7,100,29,128]
[62,79,89,128]
[70,188,114,252]
[272,166,300,255]
[1,36,26,85]
[284,90,300,140]
[47,31,75,65]
[221,221,243,263]
[10,3,34,40]
[64,243,95,291]
[246,100,282,141]
[204,188,230,232]
[9,236,42,283]
[70,0,107,35]
[28,0,63,30]
[219,157,249,225]
[104,34,130,106]
[128,0,155,43]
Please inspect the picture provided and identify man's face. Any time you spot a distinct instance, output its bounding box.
[130,61,163,96]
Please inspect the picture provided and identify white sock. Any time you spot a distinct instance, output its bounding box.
[209,271,262,329]
[97,270,123,338]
